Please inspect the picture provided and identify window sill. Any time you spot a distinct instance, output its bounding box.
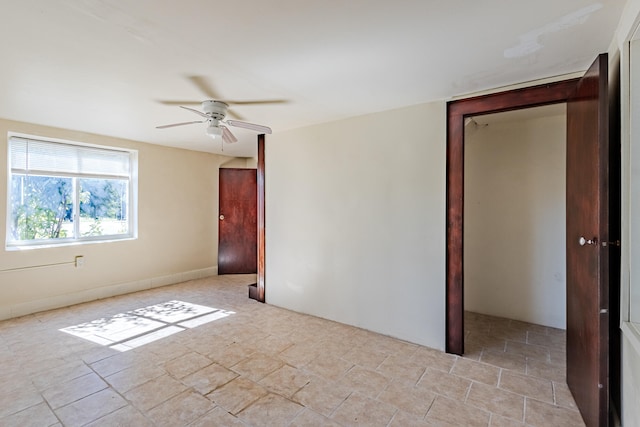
[5,236,136,251]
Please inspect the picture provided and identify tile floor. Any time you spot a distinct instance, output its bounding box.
[0,275,585,426]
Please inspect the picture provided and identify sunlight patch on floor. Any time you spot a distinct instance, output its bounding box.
[59,300,234,352]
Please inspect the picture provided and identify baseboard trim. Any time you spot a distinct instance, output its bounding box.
[0,266,218,321]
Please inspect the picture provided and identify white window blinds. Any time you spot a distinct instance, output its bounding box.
[9,137,131,178]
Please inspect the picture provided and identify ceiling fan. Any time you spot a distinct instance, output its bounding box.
[156,100,272,144]
[156,76,282,143]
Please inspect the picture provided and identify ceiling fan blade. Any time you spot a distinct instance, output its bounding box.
[221,126,238,144]
[158,100,202,106]
[226,119,272,134]
[187,76,288,106]
[180,105,209,119]
[221,99,288,106]
[188,75,221,100]
[156,120,204,129]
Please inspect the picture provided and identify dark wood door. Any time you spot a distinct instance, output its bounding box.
[218,168,257,274]
[566,53,610,427]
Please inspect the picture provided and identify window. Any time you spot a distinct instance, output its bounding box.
[7,135,137,247]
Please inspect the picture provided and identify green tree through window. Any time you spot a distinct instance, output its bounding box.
[11,176,72,240]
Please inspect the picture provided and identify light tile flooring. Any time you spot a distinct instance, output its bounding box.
[0,275,585,426]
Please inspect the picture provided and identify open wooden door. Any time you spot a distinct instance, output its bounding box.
[445,52,620,426]
[566,53,611,427]
[218,168,257,274]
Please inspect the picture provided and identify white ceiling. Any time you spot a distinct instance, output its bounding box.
[0,1,625,157]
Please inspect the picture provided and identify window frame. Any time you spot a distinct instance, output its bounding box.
[623,23,640,352]
[629,38,640,327]
[6,133,138,249]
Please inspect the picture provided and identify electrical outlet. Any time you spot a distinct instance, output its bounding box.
[75,256,85,268]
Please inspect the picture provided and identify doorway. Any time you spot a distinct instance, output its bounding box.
[446,55,621,425]
[216,134,267,303]
[463,105,567,333]
[445,78,578,354]
[218,168,257,275]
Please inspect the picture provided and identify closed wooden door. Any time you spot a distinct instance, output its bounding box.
[218,168,257,274]
[566,53,611,427]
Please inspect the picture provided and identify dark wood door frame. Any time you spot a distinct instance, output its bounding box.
[257,134,266,302]
[445,78,579,354]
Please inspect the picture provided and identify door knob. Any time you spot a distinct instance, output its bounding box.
[219,215,225,220]
[579,236,597,246]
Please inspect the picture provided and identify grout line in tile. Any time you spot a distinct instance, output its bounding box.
[383,408,399,427]
[463,380,473,403]
[327,390,353,419]
[448,355,458,374]
[424,391,437,417]
[386,410,399,427]
[374,354,389,371]
[415,365,429,386]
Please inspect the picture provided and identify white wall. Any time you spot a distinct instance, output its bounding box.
[464,113,566,328]
[0,118,228,319]
[266,102,446,350]
[614,1,640,424]
[622,325,640,423]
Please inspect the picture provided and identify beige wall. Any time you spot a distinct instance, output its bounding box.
[266,102,446,349]
[220,157,256,168]
[464,113,566,328]
[0,118,227,319]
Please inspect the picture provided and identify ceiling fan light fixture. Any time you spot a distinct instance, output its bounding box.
[206,124,223,139]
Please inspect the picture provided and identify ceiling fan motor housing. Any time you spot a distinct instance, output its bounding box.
[202,100,228,121]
